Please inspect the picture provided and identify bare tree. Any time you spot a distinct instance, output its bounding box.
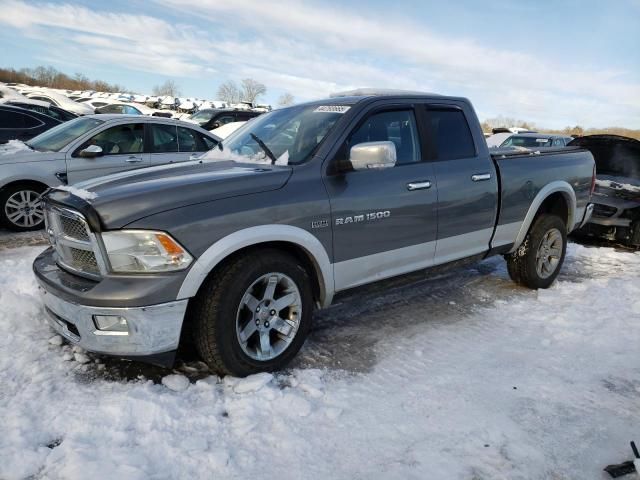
[277,92,295,107]
[217,80,241,104]
[0,65,126,92]
[152,80,181,97]
[241,78,266,104]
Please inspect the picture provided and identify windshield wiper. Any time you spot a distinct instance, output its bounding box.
[250,133,277,165]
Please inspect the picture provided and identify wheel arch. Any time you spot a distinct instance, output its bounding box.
[177,225,335,308]
[509,181,576,253]
[0,178,50,194]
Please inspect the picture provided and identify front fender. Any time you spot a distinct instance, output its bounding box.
[176,224,334,307]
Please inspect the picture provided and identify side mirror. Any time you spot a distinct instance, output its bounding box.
[211,122,221,129]
[349,141,397,171]
[79,145,103,158]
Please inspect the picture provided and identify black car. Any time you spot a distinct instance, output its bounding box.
[571,135,640,247]
[6,101,78,122]
[187,108,261,131]
[0,104,62,143]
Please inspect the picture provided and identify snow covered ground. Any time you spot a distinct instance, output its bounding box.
[0,244,639,479]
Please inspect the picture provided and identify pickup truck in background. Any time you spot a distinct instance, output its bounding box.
[34,90,596,376]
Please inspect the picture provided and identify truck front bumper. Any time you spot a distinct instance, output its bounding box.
[34,248,188,365]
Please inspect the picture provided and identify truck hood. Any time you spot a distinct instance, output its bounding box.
[47,160,292,229]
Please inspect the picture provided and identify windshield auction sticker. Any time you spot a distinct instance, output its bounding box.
[314,105,351,113]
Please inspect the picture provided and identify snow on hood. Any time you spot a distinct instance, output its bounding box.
[54,185,98,201]
[0,139,31,155]
[203,145,289,165]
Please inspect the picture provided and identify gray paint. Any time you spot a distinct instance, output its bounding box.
[493,149,593,229]
[34,93,595,319]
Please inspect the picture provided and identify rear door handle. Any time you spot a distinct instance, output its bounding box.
[126,156,143,163]
[407,181,432,191]
[471,173,491,182]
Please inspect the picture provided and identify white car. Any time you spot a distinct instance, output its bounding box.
[0,115,220,231]
[25,90,94,115]
[78,99,118,111]
[210,121,246,139]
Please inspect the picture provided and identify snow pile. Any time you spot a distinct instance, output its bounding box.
[161,374,190,392]
[0,139,31,155]
[0,245,639,479]
[54,185,98,201]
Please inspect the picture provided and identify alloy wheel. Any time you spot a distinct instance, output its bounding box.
[235,272,302,361]
[4,190,44,228]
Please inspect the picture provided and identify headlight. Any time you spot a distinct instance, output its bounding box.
[101,230,193,273]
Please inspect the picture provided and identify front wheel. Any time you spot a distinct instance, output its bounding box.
[0,184,46,231]
[191,249,313,377]
[505,213,567,289]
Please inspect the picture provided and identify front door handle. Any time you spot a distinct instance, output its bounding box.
[407,181,432,191]
[471,173,492,182]
[126,156,143,163]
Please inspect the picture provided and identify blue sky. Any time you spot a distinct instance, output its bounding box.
[1,0,639,128]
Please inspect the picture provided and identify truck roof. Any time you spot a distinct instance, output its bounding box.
[299,89,459,108]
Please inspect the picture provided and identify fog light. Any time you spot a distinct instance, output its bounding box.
[93,315,129,333]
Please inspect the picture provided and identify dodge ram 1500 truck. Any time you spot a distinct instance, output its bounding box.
[34,90,596,376]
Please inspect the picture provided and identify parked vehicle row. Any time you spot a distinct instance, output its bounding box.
[0,115,220,231]
[33,90,596,376]
[486,132,574,148]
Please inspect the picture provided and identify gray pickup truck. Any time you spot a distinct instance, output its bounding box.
[34,90,596,376]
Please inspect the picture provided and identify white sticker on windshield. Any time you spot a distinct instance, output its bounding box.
[314,105,351,113]
[536,139,548,143]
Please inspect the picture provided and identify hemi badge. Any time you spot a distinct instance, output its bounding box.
[311,219,329,229]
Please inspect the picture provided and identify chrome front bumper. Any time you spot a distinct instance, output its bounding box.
[38,283,188,357]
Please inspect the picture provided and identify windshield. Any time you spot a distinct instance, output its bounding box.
[189,110,215,126]
[501,136,552,148]
[27,117,104,152]
[202,104,346,165]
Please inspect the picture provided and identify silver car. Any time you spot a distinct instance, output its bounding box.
[0,115,220,231]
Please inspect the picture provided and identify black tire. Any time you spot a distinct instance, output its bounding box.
[0,183,47,232]
[505,214,567,289]
[190,249,314,377]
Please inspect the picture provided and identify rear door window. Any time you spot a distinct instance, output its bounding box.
[150,124,178,152]
[22,113,43,128]
[177,126,203,152]
[0,110,22,128]
[427,108,476,160]
[200,133,218,150]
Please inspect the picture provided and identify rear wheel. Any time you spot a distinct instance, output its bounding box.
[0,184,46,231]
[191,249,313,377]
[505,214,567,289]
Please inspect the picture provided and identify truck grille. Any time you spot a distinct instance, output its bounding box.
[45,205,103,280]
[59,215,90,241]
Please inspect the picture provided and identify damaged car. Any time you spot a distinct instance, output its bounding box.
[570,134,640,247]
